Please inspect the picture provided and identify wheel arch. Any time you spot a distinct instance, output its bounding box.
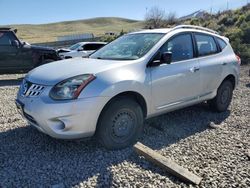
[221,74,236,89]
[98,91,148,120]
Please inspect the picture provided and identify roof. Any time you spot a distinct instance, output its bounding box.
[131,28,171,34]
[0,27,12,31]
[0,28,17,33]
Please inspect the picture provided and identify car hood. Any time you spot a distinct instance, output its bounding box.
[30,45,56,52]
[26,57,131,85]
[57,48,72,53]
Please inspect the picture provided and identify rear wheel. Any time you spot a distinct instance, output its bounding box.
[96,97,144,150]
[208,80,233,112]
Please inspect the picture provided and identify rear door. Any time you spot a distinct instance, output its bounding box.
[150,33,201,112]
[194,33,222,95]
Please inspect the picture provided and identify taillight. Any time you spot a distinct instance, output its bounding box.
[236,55,241,65]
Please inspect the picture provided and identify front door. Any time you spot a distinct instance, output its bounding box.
[150,33,201,112]
[0,31,20,71]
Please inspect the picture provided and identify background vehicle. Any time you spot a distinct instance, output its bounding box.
[0,28,61,73]
[16,25,240,150]
[58,42,106,59]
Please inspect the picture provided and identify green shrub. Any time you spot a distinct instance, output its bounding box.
[236,15,246,26]
[218,16,234,26]
[100,35,118,43]
[241,24,250,44]
[190,18,200,26]
[245,11,250,22]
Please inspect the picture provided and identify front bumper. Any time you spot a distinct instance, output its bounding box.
[16,88,110,139]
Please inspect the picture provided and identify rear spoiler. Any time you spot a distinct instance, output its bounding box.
[222,36,230,43]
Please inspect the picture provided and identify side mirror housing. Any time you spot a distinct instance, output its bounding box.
[77,47,84,51]
[161,52,172,64]
[11,40,20,48]
[148,52,172,67]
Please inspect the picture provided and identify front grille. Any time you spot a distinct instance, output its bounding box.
[21,80,45,97]
[25,84,45,97]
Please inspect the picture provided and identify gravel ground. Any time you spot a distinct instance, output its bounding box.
[0,65,249,187]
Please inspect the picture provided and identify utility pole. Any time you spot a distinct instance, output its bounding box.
[210,0,213,14]
[227,0,229,10]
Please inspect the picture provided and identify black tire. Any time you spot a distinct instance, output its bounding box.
[208,80,233,112]
[96,97,144,150]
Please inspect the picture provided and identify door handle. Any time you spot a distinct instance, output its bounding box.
[190,67,200,73]
[222,62,227,66]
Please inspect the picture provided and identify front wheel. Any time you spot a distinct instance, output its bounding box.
[96,97,144,150]
[208,80,233,112]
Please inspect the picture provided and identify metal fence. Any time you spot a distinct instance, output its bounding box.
[32,37,101,49]
[57,33,94,42]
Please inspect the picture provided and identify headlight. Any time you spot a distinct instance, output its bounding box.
[50,74,96,100]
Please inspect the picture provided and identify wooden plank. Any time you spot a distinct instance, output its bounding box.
[134,142,202,185]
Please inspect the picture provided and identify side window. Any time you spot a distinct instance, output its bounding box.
[0,32,12,45]
[83,44,102,51]
[161,34,194,62]
[216,37,227,50]
[95,44,105,49]
[195,34,218,56]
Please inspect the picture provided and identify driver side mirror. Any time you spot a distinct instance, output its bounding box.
[148,52,172,67]
[160,52,172,64]
[77,47,84,51]
[11,40,20,48]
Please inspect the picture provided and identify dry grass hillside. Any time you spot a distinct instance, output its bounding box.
[4,17,144,43]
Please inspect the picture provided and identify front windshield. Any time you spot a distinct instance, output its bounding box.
[69,43,82,50]
[90,33,164,60]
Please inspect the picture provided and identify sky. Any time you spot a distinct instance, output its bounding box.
[0,0,248,25]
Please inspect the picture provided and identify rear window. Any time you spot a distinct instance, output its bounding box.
[217,37,227,50]
[195,34,218,57]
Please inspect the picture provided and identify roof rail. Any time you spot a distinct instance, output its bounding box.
[171,25,219,35]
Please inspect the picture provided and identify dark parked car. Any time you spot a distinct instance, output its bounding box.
[0,28,61,73]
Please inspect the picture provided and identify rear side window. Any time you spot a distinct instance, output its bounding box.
[195,34,218,57]
[217,37,227,50]
[161,34,194,62]
[84,44,104,51]
[0,32,12,45]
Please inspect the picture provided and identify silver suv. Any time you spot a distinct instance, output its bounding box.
[16,25,241,150]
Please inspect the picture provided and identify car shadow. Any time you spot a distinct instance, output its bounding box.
[140,103,230,150]
[0,77,23,87]
[0,103,230,187]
